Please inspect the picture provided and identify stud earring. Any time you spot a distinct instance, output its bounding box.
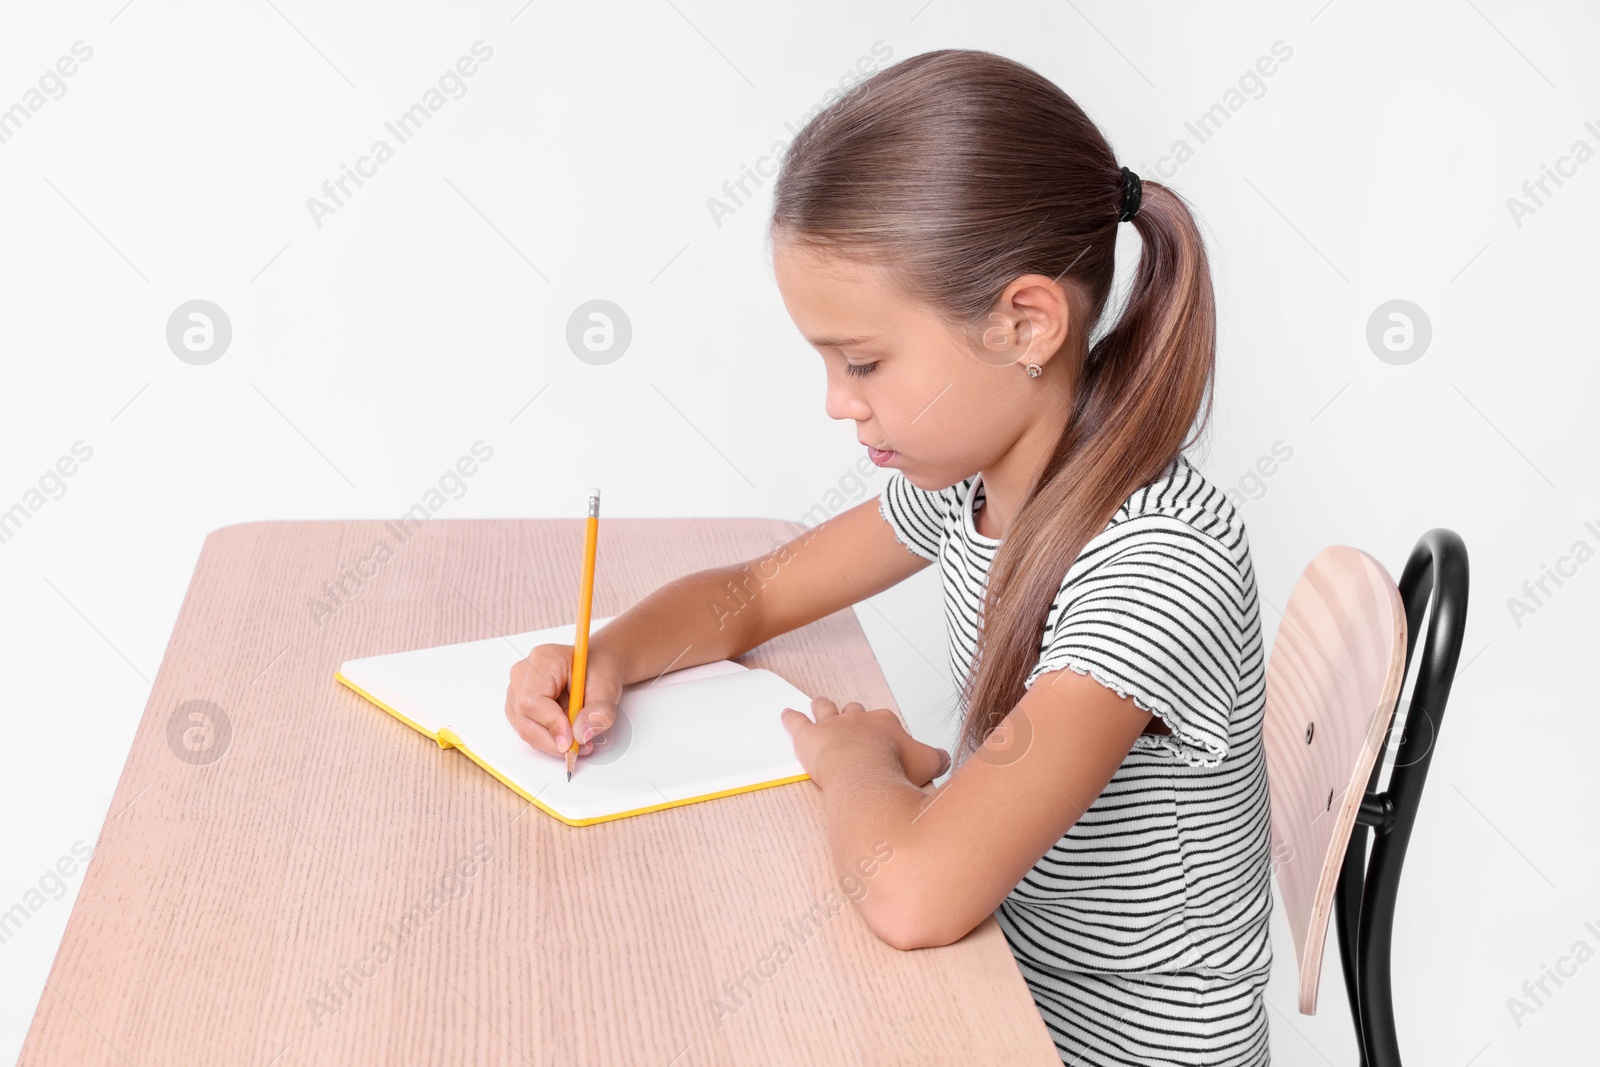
[1025,363,1042,378]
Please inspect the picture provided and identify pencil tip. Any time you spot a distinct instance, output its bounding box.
[566,770,572,781]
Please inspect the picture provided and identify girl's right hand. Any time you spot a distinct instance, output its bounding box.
[504,642,624,758]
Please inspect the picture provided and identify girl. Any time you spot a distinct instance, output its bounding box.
[507,48,1273,1067]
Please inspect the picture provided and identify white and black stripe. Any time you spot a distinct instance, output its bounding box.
[878,455,1274,1066]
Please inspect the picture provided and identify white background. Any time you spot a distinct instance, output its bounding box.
[1,0,1596,1063]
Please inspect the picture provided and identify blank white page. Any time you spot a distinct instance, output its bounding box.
[334,616,743,738]
[447,667,813,822]
[336,618,812,824]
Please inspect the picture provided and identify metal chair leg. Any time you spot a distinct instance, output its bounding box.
[1334,828,1372,1066]
[1339,529,1470,1067]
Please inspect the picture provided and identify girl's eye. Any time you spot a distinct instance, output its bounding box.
[845,361,879,378]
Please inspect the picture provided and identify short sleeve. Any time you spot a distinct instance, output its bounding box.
[877,469,958,562]
[1024,519,1249,768]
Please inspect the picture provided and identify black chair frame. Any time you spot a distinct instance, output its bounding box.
[1332,528,1470,1067]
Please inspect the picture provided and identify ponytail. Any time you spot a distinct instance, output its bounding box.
[955,180,1215,761]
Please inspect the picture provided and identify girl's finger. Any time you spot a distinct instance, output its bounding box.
[575,701,617,744]
[840,701,866,714]
[904,741,952,787]
[508,708,567,756]
[810,696,839,721]
[531,700,573,752]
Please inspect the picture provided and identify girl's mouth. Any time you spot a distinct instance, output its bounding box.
[867,446,898,467]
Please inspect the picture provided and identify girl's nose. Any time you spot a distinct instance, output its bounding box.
[824,377,872,423]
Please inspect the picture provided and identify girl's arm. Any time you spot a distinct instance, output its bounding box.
[589,493,932,685]
[786,668,1155,951]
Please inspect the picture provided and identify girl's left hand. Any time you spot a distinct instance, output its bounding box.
[781,696,951,789]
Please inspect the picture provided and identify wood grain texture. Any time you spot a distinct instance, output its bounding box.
[1261,545,1408,1015]
[21,517,1059,1066]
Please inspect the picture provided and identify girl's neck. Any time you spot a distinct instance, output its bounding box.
[974,426,1059,541]
[973,484,1004,540]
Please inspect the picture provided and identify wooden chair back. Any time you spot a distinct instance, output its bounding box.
[1262,546,1409,1013]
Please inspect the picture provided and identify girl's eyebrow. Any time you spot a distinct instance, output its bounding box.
[808,333,877,348]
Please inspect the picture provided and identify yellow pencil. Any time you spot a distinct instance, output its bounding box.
[567,487,600,781]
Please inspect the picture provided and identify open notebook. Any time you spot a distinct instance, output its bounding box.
[334,617,813,826]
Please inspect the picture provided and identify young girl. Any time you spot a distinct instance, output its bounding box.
[507,48,1273,1067]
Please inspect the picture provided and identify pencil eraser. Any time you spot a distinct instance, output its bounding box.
[587,487,600,498]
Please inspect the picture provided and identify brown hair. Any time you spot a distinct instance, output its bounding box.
[768,48,1217,763]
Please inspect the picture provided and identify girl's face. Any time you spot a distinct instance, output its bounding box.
[771,234,1047,493]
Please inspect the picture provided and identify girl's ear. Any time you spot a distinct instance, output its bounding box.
[999,274,1073,368]
[962,277,1071,373]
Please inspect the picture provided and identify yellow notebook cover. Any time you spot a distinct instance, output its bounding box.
[334,617,813,826]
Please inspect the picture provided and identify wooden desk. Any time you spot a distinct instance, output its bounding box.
[21,517,1058,1065]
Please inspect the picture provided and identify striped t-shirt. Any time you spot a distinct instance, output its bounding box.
[878,454,1274,1067]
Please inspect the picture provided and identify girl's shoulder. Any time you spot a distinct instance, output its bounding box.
[1107,453,1250,558]
[877,468,979,562]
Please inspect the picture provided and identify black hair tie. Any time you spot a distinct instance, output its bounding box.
[1118,165,1142,222]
